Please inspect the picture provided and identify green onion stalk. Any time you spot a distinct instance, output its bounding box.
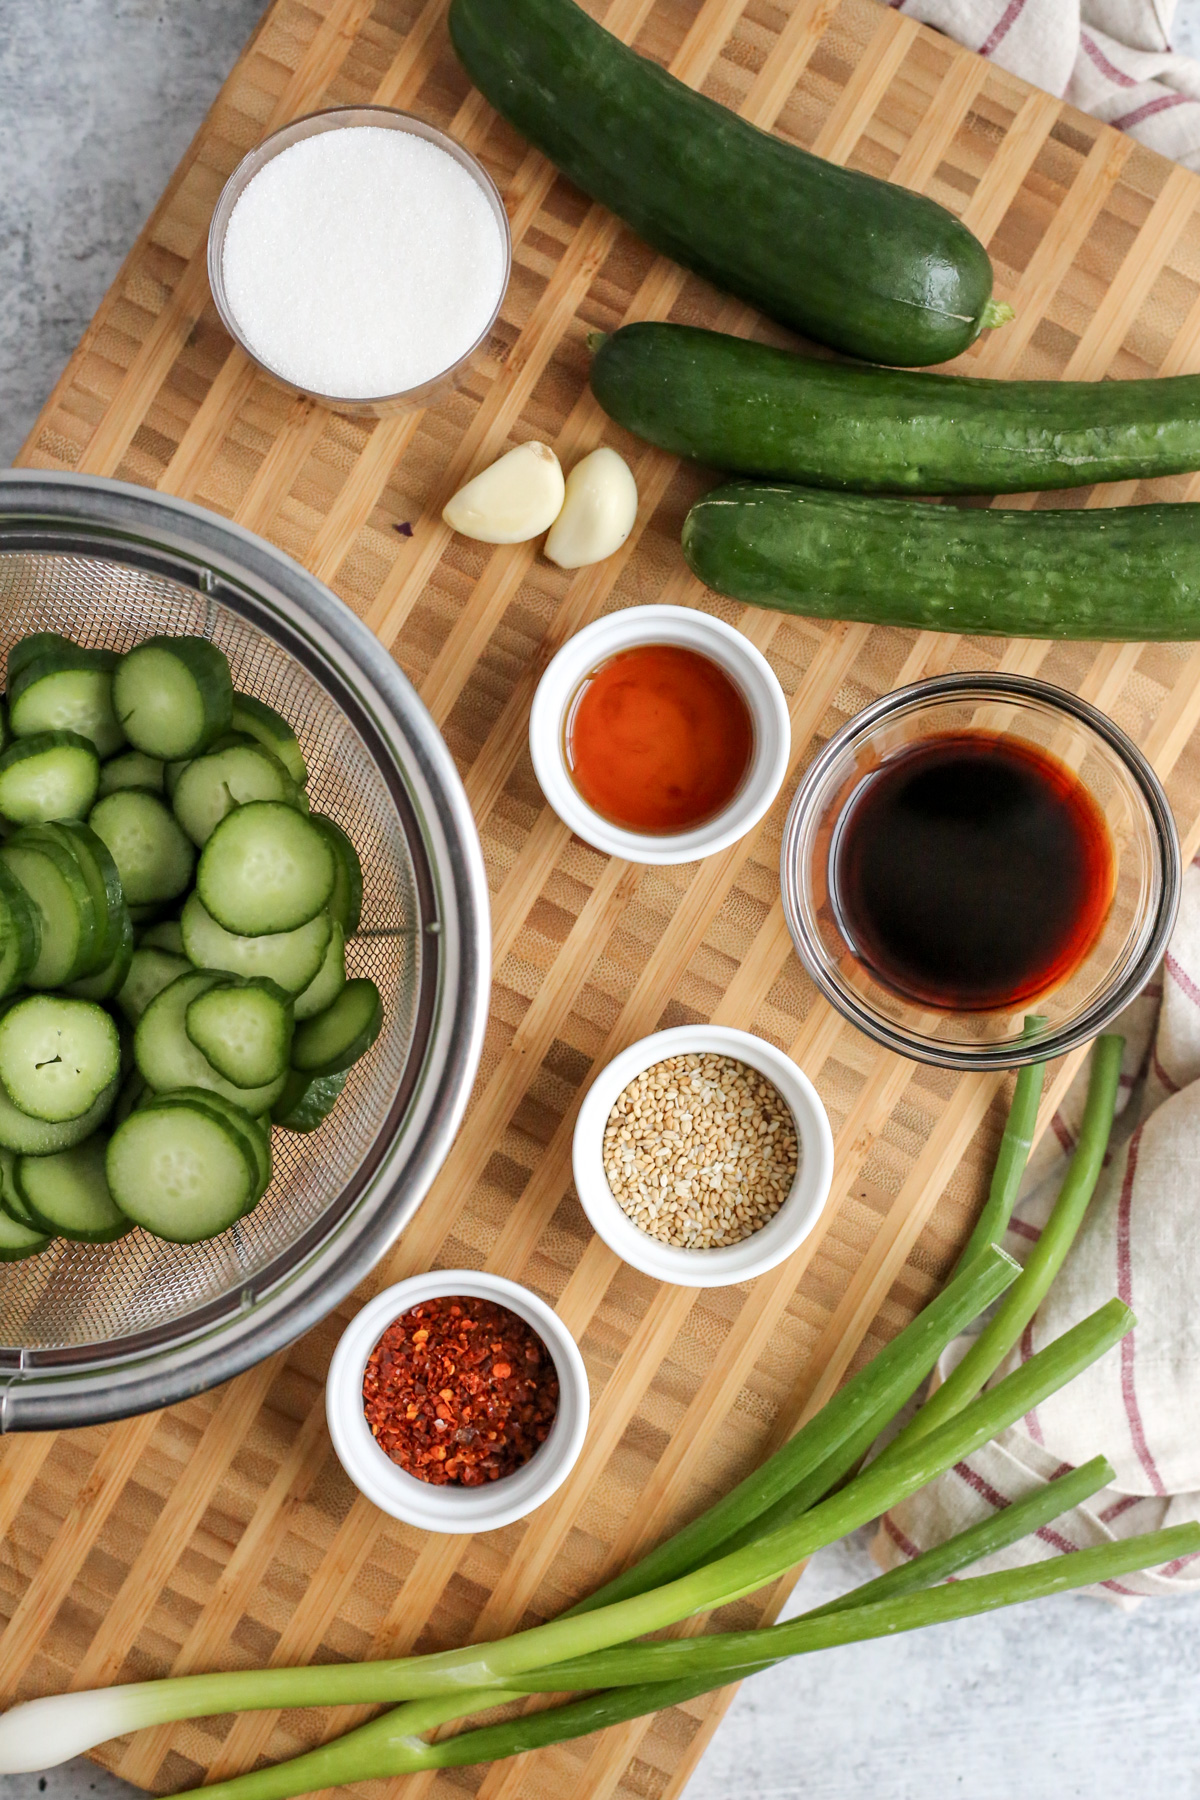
[881,1034,1123,1466]
[949,1019,1047,1280]
[166,1520,1200,1800]
[0,1297,1131,1771]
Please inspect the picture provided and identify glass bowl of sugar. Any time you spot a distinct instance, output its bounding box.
[208,106,512,414]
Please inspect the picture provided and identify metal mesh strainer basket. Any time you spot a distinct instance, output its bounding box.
[0,474,490,1431]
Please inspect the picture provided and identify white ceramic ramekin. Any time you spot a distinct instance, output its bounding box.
[573,1025,834,1288]
[326,1271,589,1532]
[528,605,791,864]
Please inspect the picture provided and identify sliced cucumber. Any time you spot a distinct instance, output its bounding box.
[107,1101,256,1242]
[98,750,165,796]
[197,802,334,936]
[293,921,345,1021]
[135,969,288,1112]
[0,731,100,824]
[64,910,134,1002]
[291,978,382,1077]
[138,918,185,954]
[0,1147,36,1224]
[0,995,121,1123]
[17,1135,128,1243]
[112,636,233,760]
[0,835,95,986]
[0,1074,119,1154]
[9,647,124,758]
[116,947,192,1024]
[0,860,40,998]
[6,633,79,686]
[231,692,307,787]
[147,1086,271,1202]
[271,1067,347,1133]
[185,978,293,1089]
[89,789,194,905]
[180,893,332,994]
[45,820,129,974]
[172,741,297,847]
[0,1203,51,1259]
[310,816,363,936]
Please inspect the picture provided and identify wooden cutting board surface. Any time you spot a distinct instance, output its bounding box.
[8,1,1200,1796]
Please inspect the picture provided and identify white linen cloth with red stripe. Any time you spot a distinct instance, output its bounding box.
[875,862,1200,1603]
[888,0,1200,168]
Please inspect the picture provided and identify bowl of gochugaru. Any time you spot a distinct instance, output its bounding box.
[0,472,490,1432]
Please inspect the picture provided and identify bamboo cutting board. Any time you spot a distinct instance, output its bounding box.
[7,1,1200,1796]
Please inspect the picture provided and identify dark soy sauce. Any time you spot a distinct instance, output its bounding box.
[831,732,1115,1013]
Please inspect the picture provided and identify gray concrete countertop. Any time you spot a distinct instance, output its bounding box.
[4,6,1200,1799]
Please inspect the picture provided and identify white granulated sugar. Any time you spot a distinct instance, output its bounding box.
[221,127,506,399]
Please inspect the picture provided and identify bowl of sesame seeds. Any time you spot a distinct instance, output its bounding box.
[573,1026,834,1287]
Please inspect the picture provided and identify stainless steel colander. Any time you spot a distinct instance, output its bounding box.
[0,473,490,1431]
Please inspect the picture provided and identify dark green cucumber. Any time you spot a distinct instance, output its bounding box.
[591,322,1200,496]
[448,0,1003,368]
[682,482,1200,640]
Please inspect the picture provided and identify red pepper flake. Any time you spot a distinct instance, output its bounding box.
[362,1294,559,1486]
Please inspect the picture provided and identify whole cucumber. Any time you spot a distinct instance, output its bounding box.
[682,482,1200,640]
[448,0,1004,368]
[592,322,1200,496]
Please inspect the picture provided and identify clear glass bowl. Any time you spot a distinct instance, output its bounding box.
[780,674,1181,1070]
[207,106,513,416]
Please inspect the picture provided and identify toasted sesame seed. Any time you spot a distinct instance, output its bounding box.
[601,1054,799,1250]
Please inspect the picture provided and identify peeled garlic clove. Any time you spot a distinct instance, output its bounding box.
[442,442,565,544]
[544,447,639,570]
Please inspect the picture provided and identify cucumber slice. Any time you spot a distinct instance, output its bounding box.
[107,1101,257,1242]
[0,995,121,1122]
[89,790,194,906]
[0,731,100,823]
[180,894,332,994]
[17,1135,128,1243]
[185,979,293,1089]
[139,918,185,954]
[271,1067,347,1133]
[310,816,363,936]
[0,1203,51,1259]
[112,636,233,760]
[0,860,40,998]
[9,647,124,758]
[172,742,297,847]
[7,633,81,683]
[136,969,288,1112]
[293,921,346,1021]
[146,1086,272,1202]
[64,909,134,1001]
[116,947,193,1024]
[198,802,334,936]
[98,750,165,796]
[231,692,307,787]
[0,1147,35,1224]
[291,978,382,1076]
[0,1074,119,1154]
[0,836,95,986]
[44,819,129,974]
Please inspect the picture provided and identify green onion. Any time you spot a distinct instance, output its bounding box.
[885,1034,1123,1461]
[566,1241,1019,1616]
[803,1453,1113,1618]
[950,1020,1046,1279]
[163,1523,1200,1800]
[0,1296,1129,1771]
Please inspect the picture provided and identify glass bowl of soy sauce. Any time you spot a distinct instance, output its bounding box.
[780,674,1180,1069]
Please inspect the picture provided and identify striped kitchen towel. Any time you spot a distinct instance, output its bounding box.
[874,860,1200,1604]
[890,0,1200,168]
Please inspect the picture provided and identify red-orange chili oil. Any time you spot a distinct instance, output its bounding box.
[565,643,754,834]
[362,1295,559,1485]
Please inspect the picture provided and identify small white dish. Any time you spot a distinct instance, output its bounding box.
[528,605,791,865]
[326,1270,589,1532]
[573,1025,834,1288]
